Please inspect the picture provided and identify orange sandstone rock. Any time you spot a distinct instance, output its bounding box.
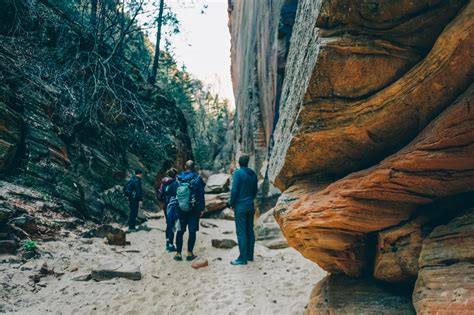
[275,85,474,276]
[269,0,474,189]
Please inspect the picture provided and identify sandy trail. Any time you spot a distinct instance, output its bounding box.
[1,217,326,314]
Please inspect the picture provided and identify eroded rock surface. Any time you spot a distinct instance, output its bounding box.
[276,86,474,276]
[269,0,472,189]
[413,210,474,314]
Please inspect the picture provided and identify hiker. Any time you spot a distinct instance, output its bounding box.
[123,168,144,232]
[157,168,179,252]
[173,160,206,261]
[228,155,258,265]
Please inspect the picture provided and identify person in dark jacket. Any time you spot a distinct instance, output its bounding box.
[173,160,206,262]
[127,168,144,232]
[158,168,179,252]
[229,155,258,265]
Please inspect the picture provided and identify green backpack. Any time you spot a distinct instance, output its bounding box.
[176,181,192,212]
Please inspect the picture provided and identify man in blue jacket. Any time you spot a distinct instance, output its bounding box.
[229,155,258,265]
[126,168,143,232]
[174,160,206,261]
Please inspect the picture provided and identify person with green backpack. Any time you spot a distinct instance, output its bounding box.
[173,160,206,261]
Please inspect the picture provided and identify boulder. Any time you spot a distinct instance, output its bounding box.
[106,229,127,246]
[0,240,18,254]
[254,210,288,249]
[275,86,474,276]
[204,193,230,214]
[212,239,237,249]
[191,259,209,269]
[413,209,474,314]
[204,194,227,213]
[205,173,231,193]
[82,225,128,246]
[91,263,141,281]
[306,275,415,315]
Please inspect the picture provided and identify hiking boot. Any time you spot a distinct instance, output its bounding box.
[230,259,247,266]
[166,244,177,252]
[186,253,197,261]
[127,227,137,233]
[174,253,183,261]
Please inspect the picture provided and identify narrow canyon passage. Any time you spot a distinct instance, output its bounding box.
[1,218,325,314]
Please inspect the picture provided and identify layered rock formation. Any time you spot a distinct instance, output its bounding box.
[0,0,192,245]
[229,0,474,312]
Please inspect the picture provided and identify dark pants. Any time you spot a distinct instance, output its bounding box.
[165,208,174,245]
[176,210,200,254]
[235,209,255,262]
[128,199,139,229]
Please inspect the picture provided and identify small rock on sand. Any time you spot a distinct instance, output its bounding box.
[264,239,289,250]
[191,259,209,269]
[212,239,237,249]
[91,263,141,281]
[200,221,218,228]
[72,273,92,282]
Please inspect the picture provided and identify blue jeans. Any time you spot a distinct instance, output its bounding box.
[235,209,255,262]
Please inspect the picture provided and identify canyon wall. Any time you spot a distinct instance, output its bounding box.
[228,0,298,212]
[229,0,474,312]
[0,0,192,247]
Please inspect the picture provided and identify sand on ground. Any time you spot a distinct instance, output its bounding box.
[1,217,326,315]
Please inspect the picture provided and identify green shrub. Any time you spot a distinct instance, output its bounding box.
[23,240,37,252]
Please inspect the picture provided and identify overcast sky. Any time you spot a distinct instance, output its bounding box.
[162,0,234,107]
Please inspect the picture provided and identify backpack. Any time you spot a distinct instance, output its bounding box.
[176,181,193,212]
[176,176,201,212]
[123,178,135,198]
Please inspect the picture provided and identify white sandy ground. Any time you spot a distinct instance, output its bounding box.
[1,218,326,315]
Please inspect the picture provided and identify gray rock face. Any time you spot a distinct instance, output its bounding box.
[254,210,288,249]
[205,174,231,194]
[228,0,297,176]
[91,263,141,281]
[0,101,23,171]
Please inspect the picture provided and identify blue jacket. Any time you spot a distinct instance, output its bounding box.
[129,176,143,201]
[230,167,258,212]
[177,171,206,212]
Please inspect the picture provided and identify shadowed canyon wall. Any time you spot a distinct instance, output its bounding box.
[229,0,474,312]
[0,1,192,232]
